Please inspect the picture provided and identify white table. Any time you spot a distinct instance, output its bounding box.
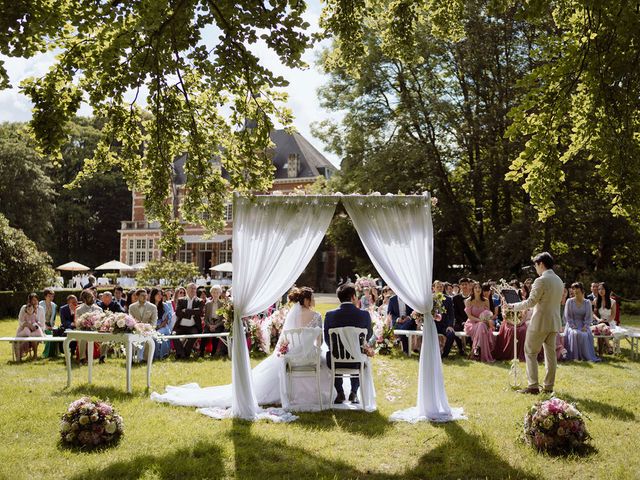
[63,331,155,393]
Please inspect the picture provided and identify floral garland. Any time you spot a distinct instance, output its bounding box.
[523,398,590,454]
[60,397,123,449]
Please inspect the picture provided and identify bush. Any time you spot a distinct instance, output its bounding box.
[136,258,199,286]
[0,213,55,291]
[621,301,640,316]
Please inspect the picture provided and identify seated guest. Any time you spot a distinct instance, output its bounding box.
[435,280,465,358]
[388,292,415,354]
[593,282,617,354]
[172,287,186,311]
[493,284,530,361]
[59,295,78,330]
[377,286,392,319]
[75,290,103,364]
[114,286,126,309]
[129,289,158,361]
[484,282,501,329]
[39,288,58,358]
[564,282,600,362]
[445,282,454,296]
[125,289,138,313]
[174,283,204,359]
[464,282,495,362]
[83,275,97,290]
[150,288,172,359]
[200,285,226,357]
[15,293,46,360]
[97,291,124,313]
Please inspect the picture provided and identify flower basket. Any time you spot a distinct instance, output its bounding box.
[523,398,590,454]
[60,397,123,449]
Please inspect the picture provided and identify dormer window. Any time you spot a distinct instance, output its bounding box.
[287,153,299,178]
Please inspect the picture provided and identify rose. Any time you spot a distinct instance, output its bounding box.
[116,318,125,328]
[125,316,136,328]
[60,421,72,433]
[104,422,117,434]
[542,417,553,429]
[90,413,100,423]
[79,415,90,425]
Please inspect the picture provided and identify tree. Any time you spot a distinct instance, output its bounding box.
[2,0,313,255]
[0,213,55,291]
[137,258,200,286]
[0,123,56,249]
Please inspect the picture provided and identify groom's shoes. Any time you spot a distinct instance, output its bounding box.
[334,393,346,404]
[517,386,540,395]
[348,393,359,404]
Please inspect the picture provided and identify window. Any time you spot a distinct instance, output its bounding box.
[219,239,232,263]
[127,237,155,265]
[179,243,193,263]
[128,252,135,265]
[224,203,233,221]
[287,153,299,178]
[128,239,134,250]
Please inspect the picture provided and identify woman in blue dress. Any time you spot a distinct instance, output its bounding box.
[150,288,173,359]
[564,282,600,362]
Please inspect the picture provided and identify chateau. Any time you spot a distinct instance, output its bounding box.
[118,129,339,291]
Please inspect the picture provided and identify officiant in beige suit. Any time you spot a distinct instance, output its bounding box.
[507,252,564,394]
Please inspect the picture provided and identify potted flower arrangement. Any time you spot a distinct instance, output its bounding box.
[60,397,124,449]
[523,398,590,454]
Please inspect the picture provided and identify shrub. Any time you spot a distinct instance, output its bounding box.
[0,288,112,318]
[0,213,55,291]
[136,258,199,286]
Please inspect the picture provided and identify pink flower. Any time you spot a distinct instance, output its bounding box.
[124,315,136,328]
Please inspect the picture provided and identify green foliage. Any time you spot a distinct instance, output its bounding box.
[0,287,113,318]
[3,1,313,256]
[136,258,199,287]
[0,213,55,291]
[0,123,56,248]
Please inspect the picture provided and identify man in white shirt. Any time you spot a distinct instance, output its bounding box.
[174,283,204,359]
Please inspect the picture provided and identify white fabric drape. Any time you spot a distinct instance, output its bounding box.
[230,194,337,419]
[342,194,465,422]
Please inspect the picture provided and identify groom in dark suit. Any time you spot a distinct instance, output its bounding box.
[324,283,373,404]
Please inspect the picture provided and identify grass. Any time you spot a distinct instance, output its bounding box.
[0,311,639,479]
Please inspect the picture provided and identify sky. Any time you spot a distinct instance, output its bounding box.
[0,1,341,167]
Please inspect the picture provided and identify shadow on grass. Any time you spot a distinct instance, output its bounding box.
[69,441,224,480]
[230,418,537,479]
[54,384,142,402]
[295,409,393,437]
[560,394,636,421]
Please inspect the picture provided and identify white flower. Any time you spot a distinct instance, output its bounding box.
[104,422,117,434]
[79,415,90,425]
[116,318,126,328]
[60,421,71,433]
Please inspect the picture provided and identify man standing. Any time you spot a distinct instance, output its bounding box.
[324,283,372,404]
[435,281,465,358]
[507,252,564,394]
[174,283,204,359]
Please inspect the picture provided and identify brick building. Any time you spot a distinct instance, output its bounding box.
[118,129,339,291]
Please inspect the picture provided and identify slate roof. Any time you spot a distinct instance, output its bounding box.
[171,129,336,184]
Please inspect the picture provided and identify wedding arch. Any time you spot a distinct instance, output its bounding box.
[212,192,461,422]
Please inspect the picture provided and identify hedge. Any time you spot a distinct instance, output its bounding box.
[0,288,114,318]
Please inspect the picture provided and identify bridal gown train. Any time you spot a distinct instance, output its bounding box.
[151,306,375,414]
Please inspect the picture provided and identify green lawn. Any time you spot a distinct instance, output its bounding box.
[0,314,638,479]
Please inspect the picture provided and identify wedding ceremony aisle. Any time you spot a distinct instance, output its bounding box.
[1,312,639,480]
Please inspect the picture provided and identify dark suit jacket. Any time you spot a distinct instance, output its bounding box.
[442,295,455,328]
[97,301,124,313]
[175,297,204,333]
[324,303,372,361]
[59,304,75,330]
[387,295,414,327]
[452,294,468,330]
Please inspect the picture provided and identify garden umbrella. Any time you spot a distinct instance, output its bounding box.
[56,261,90,272]
[95,260,131,271]
[210,262,233,273]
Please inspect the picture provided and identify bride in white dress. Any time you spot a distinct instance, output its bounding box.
[151,287,327,411]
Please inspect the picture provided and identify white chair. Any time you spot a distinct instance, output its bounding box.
[327,326,369,410]
[281,327,323,410]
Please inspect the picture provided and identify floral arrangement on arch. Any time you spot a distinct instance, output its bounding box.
[496,280,525,325]
[246,316,267,355]
[268,308,288,350]
[523,398,590,454]
[217,299,235,334]
[60,397,123,449]
[375,324,395,355]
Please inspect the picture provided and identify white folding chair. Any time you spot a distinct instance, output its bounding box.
[281,327,323,409]
[328,327,368,410]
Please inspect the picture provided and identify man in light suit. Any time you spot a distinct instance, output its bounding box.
[506,252,564,394]
[128,289,158,325]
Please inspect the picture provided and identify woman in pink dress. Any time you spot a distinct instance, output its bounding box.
[15,293,46,360]
[464,282,495,362]
[493,284,530,361]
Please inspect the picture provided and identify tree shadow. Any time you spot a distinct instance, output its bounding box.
[561,360,595,368]
[68,440,225,479]
[230,418,537,479]
[54,384,141,402]
[560,394,636,421]
[295,409,393,437]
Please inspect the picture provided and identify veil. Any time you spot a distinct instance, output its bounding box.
[282,302,303,331]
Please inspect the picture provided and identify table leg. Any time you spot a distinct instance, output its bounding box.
[146,339,155,389]
[125,339,133,394]
[64,338,72,388]
[88,341,94,384]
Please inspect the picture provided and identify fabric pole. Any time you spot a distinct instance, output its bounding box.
[342,193,464,422]
[230,194,338,418]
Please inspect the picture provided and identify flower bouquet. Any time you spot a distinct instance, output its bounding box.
[110,313,139,334]
[432,291,447,319]
[479,310,493,324]
[375,325,395,355]
[77,312,102,331]
[217,299,235,334]
[523,398,590,454]
[591,324,612,336]
[268,308,287,349]
[276,340,289,357]
[246,316,267,355]
[60,397,123,449]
